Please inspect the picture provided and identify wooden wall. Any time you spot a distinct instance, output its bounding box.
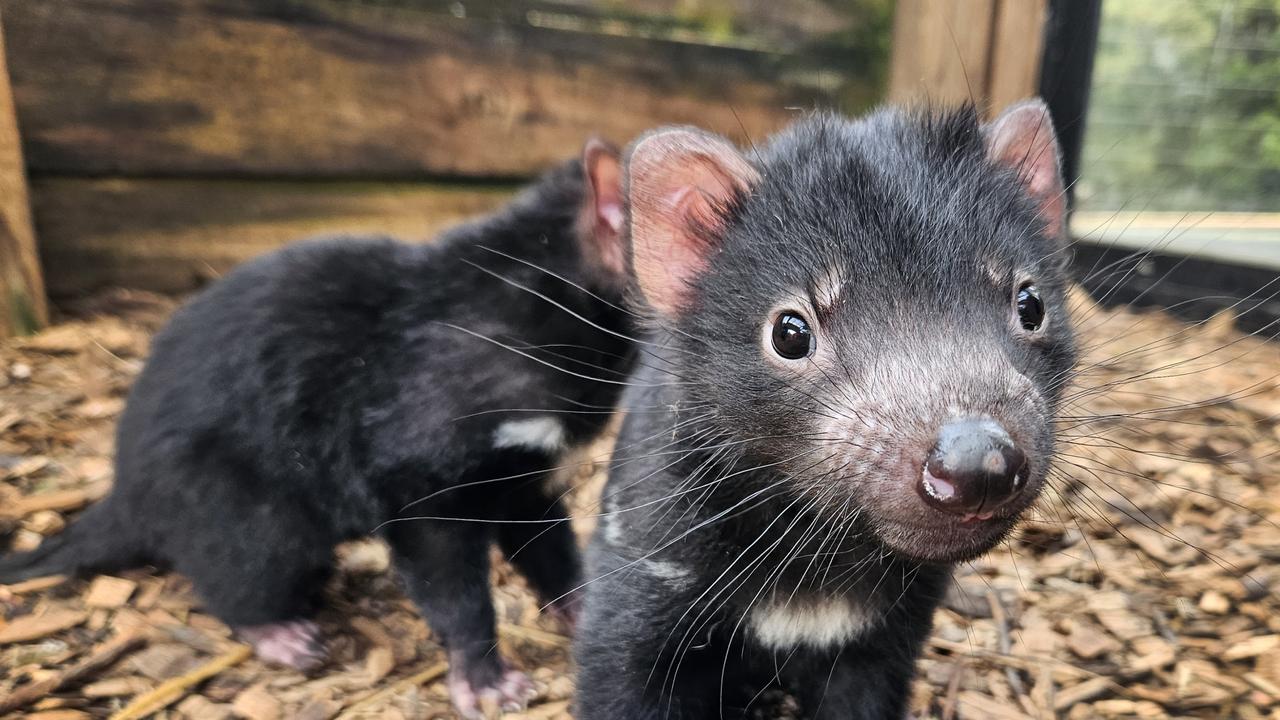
[888,0,1049,115]
[4,0,892,299]
[8,0,885,179]
[0,13,44,338]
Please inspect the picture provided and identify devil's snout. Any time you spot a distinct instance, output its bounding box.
[919,418,1028,519]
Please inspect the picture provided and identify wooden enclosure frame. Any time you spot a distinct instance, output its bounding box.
[0,12,44,338]
[888,0,1049,115]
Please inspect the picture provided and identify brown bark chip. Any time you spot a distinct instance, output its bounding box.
[0,609,87,644]
[83,576,137,609]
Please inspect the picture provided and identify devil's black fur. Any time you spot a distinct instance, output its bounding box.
[1,158,634,701]
[574,106,1077,719]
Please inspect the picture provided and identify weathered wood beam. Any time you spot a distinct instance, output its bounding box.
[888,0,1048,116]
[0,10,44,336]
[34,178,516,297]
[3,0,880,179]
[987,0,1049,113]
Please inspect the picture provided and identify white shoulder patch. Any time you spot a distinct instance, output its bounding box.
[493,417,566,453]
[748,594,875,651]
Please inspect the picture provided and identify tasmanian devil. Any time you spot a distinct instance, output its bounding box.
[573,100,1078,719]
[0,141,634,717]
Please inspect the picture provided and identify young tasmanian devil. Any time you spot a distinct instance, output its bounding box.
[573,100,1077,719]
[0,141,634,717]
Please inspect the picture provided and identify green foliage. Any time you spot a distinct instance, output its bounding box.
[1079,0,1280,212]
[6,288,40,337]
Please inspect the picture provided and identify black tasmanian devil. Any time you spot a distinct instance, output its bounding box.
[574,100,1078,719]
[0,141,635,718]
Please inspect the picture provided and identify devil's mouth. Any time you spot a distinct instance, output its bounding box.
[874,511,1022,564]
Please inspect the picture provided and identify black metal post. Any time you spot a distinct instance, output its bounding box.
[1038,0,1102,210]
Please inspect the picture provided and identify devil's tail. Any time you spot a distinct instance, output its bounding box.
[0,497,142,583]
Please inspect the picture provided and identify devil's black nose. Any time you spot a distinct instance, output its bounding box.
[919,419,1028,517]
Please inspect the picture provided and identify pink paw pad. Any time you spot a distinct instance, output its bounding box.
[236,619,325,671]
[448,666,537,719]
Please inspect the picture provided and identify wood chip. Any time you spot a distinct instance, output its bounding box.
[1066,620,1121,661]
[73,397,125,419]
[544,675,574,702]
[0,632,146,714]
[127,643,203,681]
[1125,525,1198,565]
[18,325,96,354]
[83,576,138,609]
[1053,677,1116,711]
[942,580,994,618]
[4,455,50,479]
[82,676,155,698]
[1092,699,1165,717]
[1199,589,1232,615]
[0,574,69,594]
[512,699,572,719]
[22,510,66,536]
[335,661,448,720]
[956,690,1030,720]
[349,616,394,653]
[1244,672,1280,697]
[1223,634,1280,661]
[132,578,165,609]
[364,646,396,684]
[25,711,93,720]
[175,694,236,720]
[10,528,43,551]
[295,696,342,720]
[2,481,111,518]
[1088,592,1153,641]
[232,683,283,720]
[0,609,87,644]
[499,622,571,648]
[110,644,252,720]
[335,540,390,575]
[1258,651,1280,686]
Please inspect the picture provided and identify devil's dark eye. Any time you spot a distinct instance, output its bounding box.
[771,312,814,359]
[1016,284,1045,332]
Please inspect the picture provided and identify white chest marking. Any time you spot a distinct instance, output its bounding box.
[493,417,566,453]
[600,512,626,545]
[749,595,874,651]
[637,558,693,587]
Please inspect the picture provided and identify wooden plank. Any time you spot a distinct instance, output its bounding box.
[888,0,997,107]
[0,10,45,336]
[34,178,515,296]
[986,0,1048,113]
[2,0,883,179]
[888,0,1048,116]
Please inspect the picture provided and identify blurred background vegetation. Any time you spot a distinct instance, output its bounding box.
[1078,0,1280,213]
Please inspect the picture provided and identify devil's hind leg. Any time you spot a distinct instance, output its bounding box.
[164,469,336,670]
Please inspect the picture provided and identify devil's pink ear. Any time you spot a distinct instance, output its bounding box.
[626,127,759,316]
[984,99,1066,238]
[579,137,627,285]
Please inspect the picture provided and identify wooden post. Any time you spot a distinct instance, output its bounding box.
[888,0,1048,117]
[0,10,45,337]
[987,0,1050,112]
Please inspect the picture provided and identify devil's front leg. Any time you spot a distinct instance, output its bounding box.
[383,518,535,719]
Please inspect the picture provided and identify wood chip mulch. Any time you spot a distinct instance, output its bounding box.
[1,287,1277,720]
